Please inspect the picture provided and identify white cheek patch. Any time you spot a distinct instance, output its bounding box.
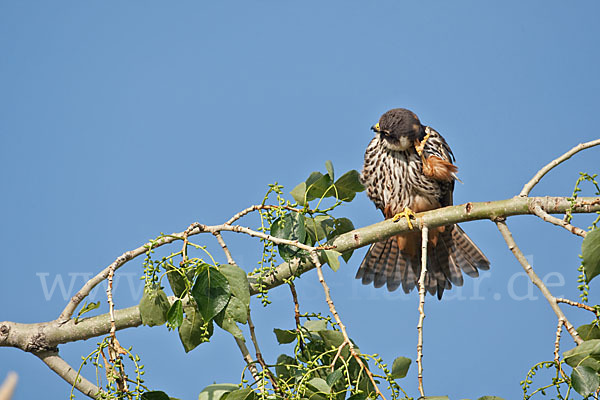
[380,135,413,151]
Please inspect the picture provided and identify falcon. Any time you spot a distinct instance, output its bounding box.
[356,108,490,299]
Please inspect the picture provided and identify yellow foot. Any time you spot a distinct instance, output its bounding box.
[414,128,432,157]
[392,207,417,229]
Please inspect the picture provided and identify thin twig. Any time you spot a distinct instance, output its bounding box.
[556,297,597,313]
[191,222,325,253]
[213,231,236,265]
[554,319,565,378]
[212,234,262,384]
[496,220,583,345]
[105,262,128,392]
[181,229,190,262]
[57,237,178,323]
[309,251,387,400]
[289,283,302,330]
[288,282,304,351]
[211,232,263,384]
[0,372,18,400]
[520,139,600,197]
[36,350,101,399]
[247,311,280,392]
[531,204,587,237]
[106,264,117,344]
[226,204,306,225]
[416,226,429,398]
[234,337,261,383]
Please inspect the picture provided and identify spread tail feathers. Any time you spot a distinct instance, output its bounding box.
[355,225,489,299]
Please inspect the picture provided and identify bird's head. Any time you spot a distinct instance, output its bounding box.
[372,108,424,151]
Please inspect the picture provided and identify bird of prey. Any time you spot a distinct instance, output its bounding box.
[356,108,490,299]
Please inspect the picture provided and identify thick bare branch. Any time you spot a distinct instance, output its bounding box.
[3,196,598,353]
[520,139,600,197]
[250,196,600,294]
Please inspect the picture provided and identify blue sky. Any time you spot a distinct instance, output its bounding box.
[1,1,599,399]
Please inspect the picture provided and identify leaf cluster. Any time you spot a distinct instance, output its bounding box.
[270,162,364,270]
[139,259,251,353]
[271,316,410,400]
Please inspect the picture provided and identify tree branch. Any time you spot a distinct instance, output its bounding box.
[249,196,600,294]
[495,220,582,345]
[35,350,101,399]
[0,372,17,400]
[2,196,598,353]
[519,139,600,197]
[530,203,587,238]
[310,251,386,400]
[416,226,429,398]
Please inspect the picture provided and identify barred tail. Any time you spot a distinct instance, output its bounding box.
[355,225,490,299]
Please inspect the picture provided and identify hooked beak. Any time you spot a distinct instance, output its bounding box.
[371,122,381,132]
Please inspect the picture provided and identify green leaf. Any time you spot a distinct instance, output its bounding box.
[226,296,248,324]
[578,323,600,341]
[571,366,600,397]
[563,339,600,371]
[584,229,600,283]
[325,160,334,181]
[221,388,256,400]
[139,287,170,327]
[215,298,245,340]
[341,250,354,264]
[274,328,297,344]
[290,182,307,206]
[167,299,183,328]
[334,170,364,202]
[346,394,367,400]
[328,218,355,240]
[197,384,239,400]
[306,172,334,201]
[219,264,250,307]
[318,330,345,349]
[328,217,356,262]
[391,356,411,379]
[275,354,298,380]
[322,250,341,271]
[74,301,101,323]
[307,377,330,394]
[305,215,335,243]
[478,397,506,400]
[271,213,308,262]
[165,262,191,298]
[304,320,328,332]
[141,391,170,400]
[191,267,231,322]
[178,303,212,352]
[326,369,343,387]
[356,370,376,396]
